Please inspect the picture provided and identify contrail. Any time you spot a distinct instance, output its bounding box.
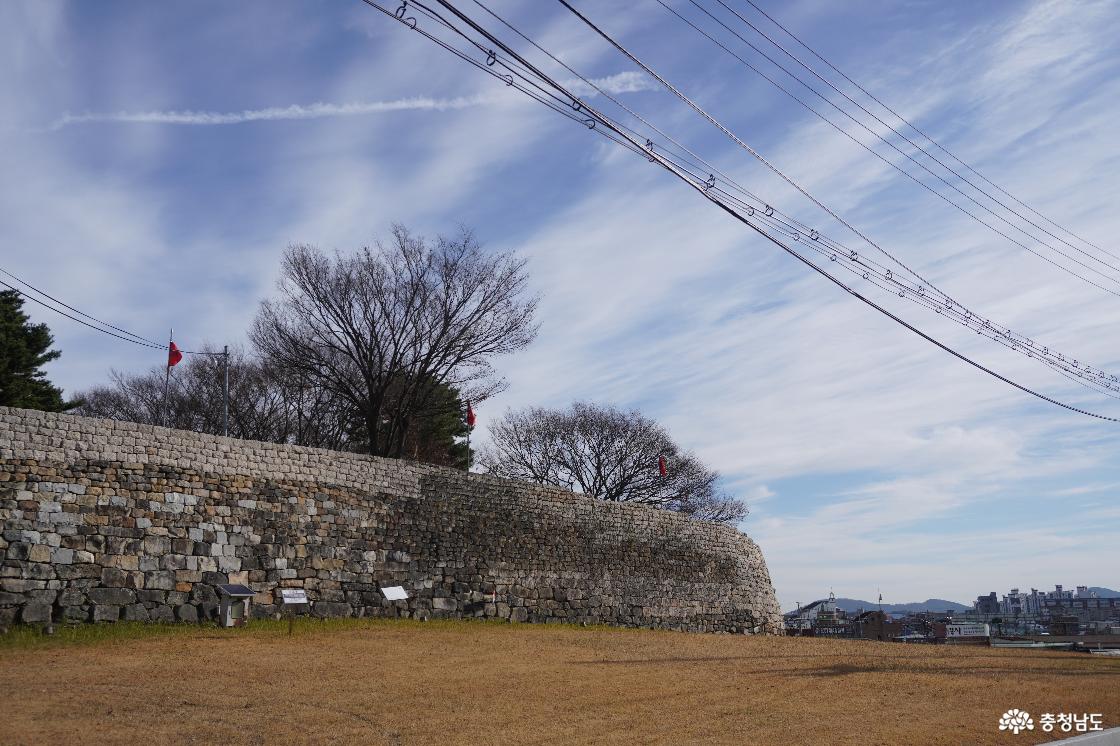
[48,72,656,130]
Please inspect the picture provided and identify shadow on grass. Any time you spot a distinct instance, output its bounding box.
[0,615,627,652]
[573,657,1120,677]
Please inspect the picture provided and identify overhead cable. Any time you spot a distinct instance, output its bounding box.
[359,0,1118,418]
[738,0,1120,265]
[656,0,1120,294]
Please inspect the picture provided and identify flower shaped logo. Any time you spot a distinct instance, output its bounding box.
[999,709,1035,735]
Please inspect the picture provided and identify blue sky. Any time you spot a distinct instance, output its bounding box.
[3,0,1119,610]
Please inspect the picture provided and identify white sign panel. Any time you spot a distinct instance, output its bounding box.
[278,589,309,605]
[947,623,990,638]
[380,586,408,601]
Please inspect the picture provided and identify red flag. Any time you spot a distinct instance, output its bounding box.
[658,454,667,477]
[167,341,183,368]
[466,401,476,429]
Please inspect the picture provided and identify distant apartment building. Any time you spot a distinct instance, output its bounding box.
[974,592,999,615]
[972,584,1116,623]
[1041,596,1120,623]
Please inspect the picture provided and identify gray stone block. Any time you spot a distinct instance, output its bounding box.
[57,588,86,606]
[122,604,150,622]
[88,587,135,606]
[145,571,175,591]
[19,603,52,623]
[175,604,198,623]
[148,605,174,623]
[311,602,352,618]
[91,604,121,622]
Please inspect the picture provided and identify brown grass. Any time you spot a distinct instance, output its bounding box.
[0,618,1116,745]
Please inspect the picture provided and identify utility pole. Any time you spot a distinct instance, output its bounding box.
[222,344,230,437]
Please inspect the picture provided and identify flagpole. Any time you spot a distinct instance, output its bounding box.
[163,328,173,429]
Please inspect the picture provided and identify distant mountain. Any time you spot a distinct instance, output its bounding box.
[1088,587,1119,598]
[831,598,971,614]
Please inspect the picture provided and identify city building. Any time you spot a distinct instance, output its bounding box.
[784,592,849,636]
[852,610,902,642]
[974,592,999,615]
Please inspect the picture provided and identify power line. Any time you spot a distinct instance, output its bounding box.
[0,278,163,350]
[361,0,1119,418]
[428,0,1120,401]
[739,0,1120,265]
[699,0,1120,276]
[0,266,162,345]
[419,0,1120,398]
[544,0,1117,382]
[0,268,221,357]
[653,0,1120,295]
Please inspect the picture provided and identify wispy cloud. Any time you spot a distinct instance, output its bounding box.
[49,95,491,130]
[47,72,657,130]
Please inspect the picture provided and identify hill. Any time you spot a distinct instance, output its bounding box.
[1089,586,1119,597]
[831,598,971,614]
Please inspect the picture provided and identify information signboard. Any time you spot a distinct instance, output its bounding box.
[277,589,309,605]
[381,586,408,601]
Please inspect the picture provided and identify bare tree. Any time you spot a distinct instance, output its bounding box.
[250,225,537,458]
[72,346,354,448]
[478,402,748,524]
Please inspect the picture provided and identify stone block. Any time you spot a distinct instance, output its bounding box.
[122,604,150,622]
[58,588,86,606]
[148,605,174,623]
[175,604,198,623]
[61,605,88,622]
[50,548,75,564]
[201,571,227,586]
[88,587,135,606]
[20,603,52,623]
[25,563,55,580]
[57,564,100,580]
[101,568,128,587]
[311,602,351,618]
[28,544,51,563]
[160,554,188,571]
[144,571,175,591]
[190,585,217,605]
[91,604,121,622]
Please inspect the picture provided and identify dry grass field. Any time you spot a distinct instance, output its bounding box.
[1,618,1117,745]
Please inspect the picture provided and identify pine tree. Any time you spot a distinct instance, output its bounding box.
[0,289,71,412]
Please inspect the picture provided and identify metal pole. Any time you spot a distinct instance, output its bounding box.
[163,328,173,428]
[222,345,230,437]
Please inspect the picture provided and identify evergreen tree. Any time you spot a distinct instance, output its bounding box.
[0,289,71,412]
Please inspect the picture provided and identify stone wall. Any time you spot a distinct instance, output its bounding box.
[0,406,782,633]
